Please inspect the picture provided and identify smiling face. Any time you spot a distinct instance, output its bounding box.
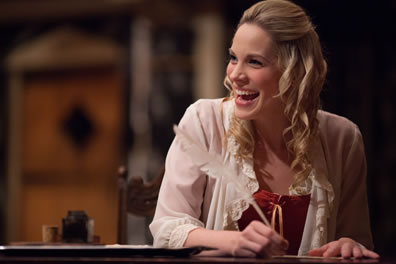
[226,23,283,121]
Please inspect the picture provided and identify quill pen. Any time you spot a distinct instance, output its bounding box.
[173,125,270,226]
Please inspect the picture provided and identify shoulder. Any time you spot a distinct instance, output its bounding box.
[316,110,365,164]
[178,98,232,149]
[186,98,229,115]
[317,110,360,141]
[182,98,232,127]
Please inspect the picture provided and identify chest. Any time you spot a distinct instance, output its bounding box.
[253,150,295,195]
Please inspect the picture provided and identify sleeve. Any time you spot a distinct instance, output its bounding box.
[335,125,374,249]
[149,104,209,248]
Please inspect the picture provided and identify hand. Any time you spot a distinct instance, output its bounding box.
[231,220,289,257]
[308,237,380,259]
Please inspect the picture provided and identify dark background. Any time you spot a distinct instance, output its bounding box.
[1,0,395,257]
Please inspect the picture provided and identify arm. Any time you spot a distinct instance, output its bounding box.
[150,105,209,248]
[335,126,373,248]
[309,126,378,258]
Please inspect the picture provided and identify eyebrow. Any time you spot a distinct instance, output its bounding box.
[228,48,274,64]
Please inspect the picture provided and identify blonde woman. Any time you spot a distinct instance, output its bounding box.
[150,0,379,258]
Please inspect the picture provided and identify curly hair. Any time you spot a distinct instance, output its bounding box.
[223,0,327,187]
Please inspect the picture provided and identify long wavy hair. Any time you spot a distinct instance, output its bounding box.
[223,0,327,187]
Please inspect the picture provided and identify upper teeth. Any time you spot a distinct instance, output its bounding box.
[235,89,257,96]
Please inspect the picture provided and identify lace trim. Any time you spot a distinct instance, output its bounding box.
[311,169,333,249]
[289,171,313,196]
[227,136,239,157]
[310,136,335,212]
[223,135,259,230]
[169,224,201,248]
[306,136,334,249]
[222,103,259,229]
[314,206,328,247]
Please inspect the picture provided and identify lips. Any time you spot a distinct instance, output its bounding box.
[235,89,259,101]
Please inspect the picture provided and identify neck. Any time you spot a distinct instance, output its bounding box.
[253,115,290,154]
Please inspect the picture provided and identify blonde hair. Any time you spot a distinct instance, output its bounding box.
[224,0,327,187]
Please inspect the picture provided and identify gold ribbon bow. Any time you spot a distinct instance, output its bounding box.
[270,202,284,237]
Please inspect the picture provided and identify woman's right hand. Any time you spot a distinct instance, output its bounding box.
[230,220,289,257]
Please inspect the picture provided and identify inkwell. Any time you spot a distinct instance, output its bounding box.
[62,210,94,243]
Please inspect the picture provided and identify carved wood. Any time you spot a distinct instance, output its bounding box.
[117,166,164,244]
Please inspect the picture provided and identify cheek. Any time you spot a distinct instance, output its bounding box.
[226,63,233,78]
[254,72,280,92]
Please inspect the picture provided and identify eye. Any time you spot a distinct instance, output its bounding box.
[228,54,237,64]
[249,59,263,67]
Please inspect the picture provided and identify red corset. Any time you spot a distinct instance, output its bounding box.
[238,189,310,255]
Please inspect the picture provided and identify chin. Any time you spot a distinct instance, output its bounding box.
[234,107,261,121]
[233,97,262,121]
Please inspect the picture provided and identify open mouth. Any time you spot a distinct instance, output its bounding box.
[235,89,259,101]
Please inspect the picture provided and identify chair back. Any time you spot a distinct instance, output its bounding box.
[117,166,164,244]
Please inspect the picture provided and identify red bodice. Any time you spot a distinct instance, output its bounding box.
[238,189,310,255]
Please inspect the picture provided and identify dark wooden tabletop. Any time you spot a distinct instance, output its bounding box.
[0,245,385,264]
[0,255,383,264]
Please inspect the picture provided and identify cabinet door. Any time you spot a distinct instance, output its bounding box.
[20,67,123,244]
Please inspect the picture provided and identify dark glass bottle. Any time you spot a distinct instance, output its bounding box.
[62,210,92,243]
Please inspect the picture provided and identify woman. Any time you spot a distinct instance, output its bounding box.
[150,0,379,258]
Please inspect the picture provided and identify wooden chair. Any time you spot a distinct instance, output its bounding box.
[117,166,165,244]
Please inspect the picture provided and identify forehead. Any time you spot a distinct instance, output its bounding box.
[231,23,275,57]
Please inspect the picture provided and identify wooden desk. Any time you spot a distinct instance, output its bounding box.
[0,255,382,264]
[0,245,383,264]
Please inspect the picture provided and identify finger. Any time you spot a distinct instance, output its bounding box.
[241,227,274,252]
[257,225,288,250]
[362,249,380,259]
[352,246,363,259]
[308,244,329,256]
[232,236,260,258]
[239,235,272,257]
[234,248,257,258]
[243,228,286,257]
[251,236,276,257]
[249,221,288,251]
[257,250,271,259]
[255,238,271,258]
[269,244,287,256]
[308,249,322,257]
[239,235,279,258]
[340,243,353,258]
[323,242,341,258]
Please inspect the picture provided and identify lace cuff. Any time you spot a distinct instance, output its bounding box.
[169,224,201,248]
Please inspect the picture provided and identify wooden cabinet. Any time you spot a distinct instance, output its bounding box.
[7,28,125,244]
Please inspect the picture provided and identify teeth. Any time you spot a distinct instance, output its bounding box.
[235,89,258,96]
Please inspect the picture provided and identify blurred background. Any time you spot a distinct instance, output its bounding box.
[0,0,395,257]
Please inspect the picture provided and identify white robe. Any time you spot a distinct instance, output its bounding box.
[149,98,373,255]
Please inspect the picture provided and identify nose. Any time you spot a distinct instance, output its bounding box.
[228,63,247,84]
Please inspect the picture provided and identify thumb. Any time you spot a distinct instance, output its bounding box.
[308,244,329,256]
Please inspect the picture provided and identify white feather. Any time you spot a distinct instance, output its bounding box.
[173,124,270,226]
